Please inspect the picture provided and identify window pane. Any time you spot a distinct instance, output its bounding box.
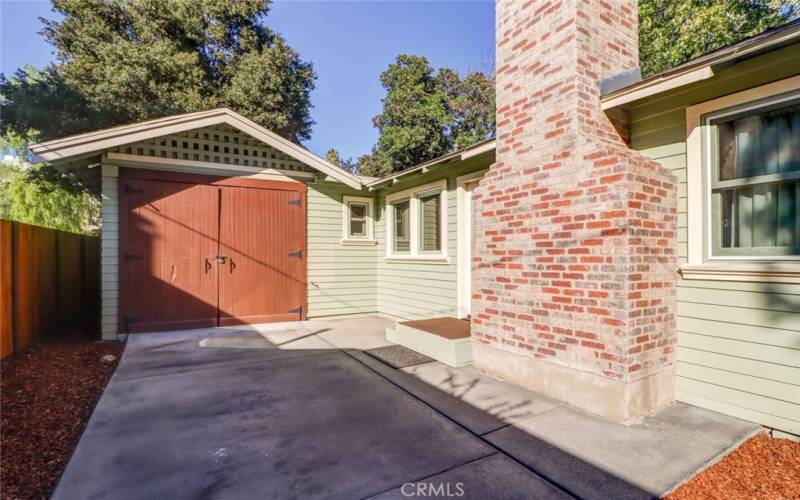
[715,180,800,255]
[419,193,441,252]
[349,203,366,220]
[715,103,800,181]
[393,200,410,252]
[350,220,366,237]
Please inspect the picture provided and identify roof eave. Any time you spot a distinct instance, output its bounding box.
[367,139,496,190]
[29,108,364,190]
[601,22,800,109]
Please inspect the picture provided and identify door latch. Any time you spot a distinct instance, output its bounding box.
[216,255,227,264]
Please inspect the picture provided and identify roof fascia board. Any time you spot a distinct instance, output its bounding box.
[32,109,222,150]
[219,112,362,189]
[29,108,362,190]
[601,25,800,109]
[460,140,496,160]
[367,139,497,189]
[601,66,714,110]
[32,115,225,162]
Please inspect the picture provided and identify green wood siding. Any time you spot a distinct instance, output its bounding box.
[375,154,492,320]
[630,43,800,436]
[306,182,377,318]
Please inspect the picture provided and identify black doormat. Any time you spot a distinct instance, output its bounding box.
[364,345,435,369]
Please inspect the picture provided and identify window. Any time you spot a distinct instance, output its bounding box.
[706,93,800,259]
[393,199,411,252]
[341,196,374,244]
[385,180,447,260]
[349,203,368,238]
[419,191,441,252]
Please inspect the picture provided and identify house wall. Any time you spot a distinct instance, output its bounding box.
[305,181,378,318]
[374,153,492,320]
[97,132,489,336]
[100,165,119,339]
[630,43,800,436]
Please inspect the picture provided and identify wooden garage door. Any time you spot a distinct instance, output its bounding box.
[120,169,306,333]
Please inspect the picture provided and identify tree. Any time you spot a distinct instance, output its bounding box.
[439,69,496,150]
[0,161,100,234]
[639,0,799,77]
[360,55,495,176]
[368,55,453,175]
[325,148,359,175]
[0,66,105,142]
[2,0,316,144]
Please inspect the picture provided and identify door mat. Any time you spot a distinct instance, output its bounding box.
[364,345,435,369]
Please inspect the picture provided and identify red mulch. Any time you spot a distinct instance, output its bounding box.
[667,433,800,500]
[1,336,123,500]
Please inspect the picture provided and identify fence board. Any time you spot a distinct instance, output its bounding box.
[0,221,12,358]
[0,221,99,358]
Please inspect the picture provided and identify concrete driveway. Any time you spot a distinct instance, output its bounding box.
[54,318,757,500]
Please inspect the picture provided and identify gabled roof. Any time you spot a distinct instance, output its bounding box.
[601,18,800,109]
[29,108,363,189]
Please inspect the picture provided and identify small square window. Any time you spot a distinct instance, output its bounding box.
[349,203,368,238]
[341,196,374,244]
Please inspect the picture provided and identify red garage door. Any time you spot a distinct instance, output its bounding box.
[119,169,306,333]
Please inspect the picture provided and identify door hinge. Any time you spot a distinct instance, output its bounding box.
[124,184,143,195]
[289,306,302,315]
[288,250,303,258]
[288,198,303,207]
[124,252,144,262]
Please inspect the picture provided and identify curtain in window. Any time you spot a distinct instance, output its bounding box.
[721,181,800,248]
[716,104,800,252]
[719,105,800,180]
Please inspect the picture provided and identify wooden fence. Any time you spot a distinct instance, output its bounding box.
[0,220,99,359]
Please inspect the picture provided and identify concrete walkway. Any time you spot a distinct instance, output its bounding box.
[54,318,758,500]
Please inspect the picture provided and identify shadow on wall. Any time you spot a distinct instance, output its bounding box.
[120,178,307,332]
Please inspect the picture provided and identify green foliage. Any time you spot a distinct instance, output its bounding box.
[1,0,315,144]
[324,148,359,175]
[439,69,495,150]
[0,161,100,234]
[0,66,106,142]
[639,0,799,77]
[360,55,495,176]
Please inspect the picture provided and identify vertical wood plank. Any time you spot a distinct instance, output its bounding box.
[0,221,13,358]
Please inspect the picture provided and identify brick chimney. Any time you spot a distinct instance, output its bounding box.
[471,0,678,421]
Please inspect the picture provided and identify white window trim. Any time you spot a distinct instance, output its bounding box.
[341,195,376,245]
[385,179,448,262]
[684,75,800,282]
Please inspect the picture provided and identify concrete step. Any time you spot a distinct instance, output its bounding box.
[385,324,472,367]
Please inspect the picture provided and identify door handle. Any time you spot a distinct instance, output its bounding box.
[229,258,236,273]
[216,255,227,264]
[204,257,212,273]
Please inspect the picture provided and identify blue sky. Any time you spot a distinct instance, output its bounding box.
[0,0,495,159]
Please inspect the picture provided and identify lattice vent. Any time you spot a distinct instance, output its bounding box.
[110,124,313,172]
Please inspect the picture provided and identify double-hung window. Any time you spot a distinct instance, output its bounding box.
[705,92,800,259]
[386,180,447,260]
[341,196,375,244]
